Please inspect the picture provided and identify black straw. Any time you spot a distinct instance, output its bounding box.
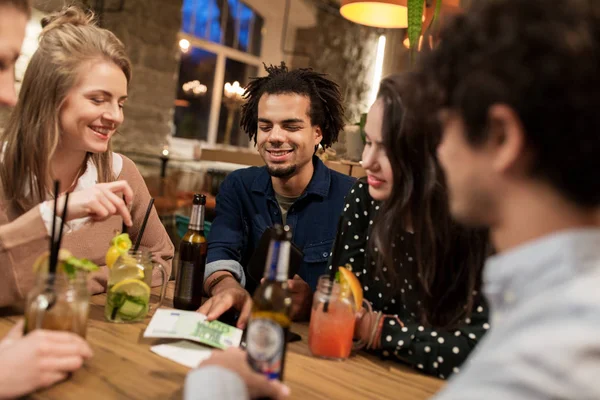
[121,194,128,234]
[133,198,154,251]
[48,181,59,275]
[55,192,69,260]
[323,216,347,313]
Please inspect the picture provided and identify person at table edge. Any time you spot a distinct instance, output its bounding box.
[424,0,600,398]
[333,73,490,380]
[199,62,355,328]
[0,6,173,309]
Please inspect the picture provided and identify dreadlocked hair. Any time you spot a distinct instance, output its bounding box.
[240,62,345,148]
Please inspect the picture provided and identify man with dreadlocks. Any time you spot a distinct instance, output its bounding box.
[198,62,355,328]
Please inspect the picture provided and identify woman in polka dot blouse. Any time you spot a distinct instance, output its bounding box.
[329,73,490,379]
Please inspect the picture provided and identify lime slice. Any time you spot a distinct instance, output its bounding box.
[111,278,150,299]
[32,249,73,273]
[106,233,132,270]
[111,233,132,252]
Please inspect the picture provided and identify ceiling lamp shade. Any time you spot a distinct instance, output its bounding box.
[340,0,409,29]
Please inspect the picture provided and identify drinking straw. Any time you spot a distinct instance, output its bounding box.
[49,189,70,276]
[45,181,69,311]
[48,181,59,275]
[54,192,70,263]
[323,216,346,313]
[133,198,154,251]
[121,194,128,234]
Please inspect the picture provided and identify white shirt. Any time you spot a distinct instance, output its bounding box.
[39,153,123,235]
[434,228,600,400]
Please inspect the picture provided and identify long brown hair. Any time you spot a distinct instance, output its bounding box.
[371,72,488,329]
[0,6,131,213]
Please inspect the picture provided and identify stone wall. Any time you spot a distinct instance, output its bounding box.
[100,0,183,154]
[292,4,384,124]
[0,0,183,155]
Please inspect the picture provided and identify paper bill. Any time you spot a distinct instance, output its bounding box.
[144,308,243,349]
[150,340,213,368]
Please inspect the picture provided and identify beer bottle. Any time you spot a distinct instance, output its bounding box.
[246,224,292,381]
[174,194,207,310]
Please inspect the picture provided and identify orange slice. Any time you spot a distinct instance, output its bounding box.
[338,265,363,310]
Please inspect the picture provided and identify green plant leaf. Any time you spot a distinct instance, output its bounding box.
[359,112,367,144]
[408,0,425,65]
[429,0,443,40]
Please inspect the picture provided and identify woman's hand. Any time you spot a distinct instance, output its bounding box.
[52,180,134,226]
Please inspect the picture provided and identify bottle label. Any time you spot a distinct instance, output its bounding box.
[276,241,290,281]
[188,204,205,231]
[177,261,195,301]
[246,318,285,380]
[265,241,290,281]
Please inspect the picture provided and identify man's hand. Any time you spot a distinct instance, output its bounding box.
[199,273,253,329]
[0,321,93,399]
[288,275,312,321]
[202,347,290,399]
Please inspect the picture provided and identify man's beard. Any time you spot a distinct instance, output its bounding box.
[267,164,297,178]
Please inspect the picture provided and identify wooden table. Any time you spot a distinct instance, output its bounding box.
[0,283,443,400]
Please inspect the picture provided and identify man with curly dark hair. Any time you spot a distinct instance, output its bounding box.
[423,0,600,398]
[198,62,354,328]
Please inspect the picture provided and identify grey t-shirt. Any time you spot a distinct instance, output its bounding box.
[274,192,299,225]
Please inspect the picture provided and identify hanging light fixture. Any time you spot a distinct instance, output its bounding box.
[340,0,410,29]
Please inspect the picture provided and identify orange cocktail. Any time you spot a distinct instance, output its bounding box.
[308,272,361,360]
[309,299,355,359]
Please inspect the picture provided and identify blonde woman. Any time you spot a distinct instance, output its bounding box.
[0,5,174,307]
[0,1,93,397]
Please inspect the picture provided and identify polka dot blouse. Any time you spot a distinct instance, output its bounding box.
[328,179,490,379]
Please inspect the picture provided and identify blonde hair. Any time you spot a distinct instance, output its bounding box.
[0,5,132,213]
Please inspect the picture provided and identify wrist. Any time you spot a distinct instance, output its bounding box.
[205,271,238,296]
[354,309,373,341]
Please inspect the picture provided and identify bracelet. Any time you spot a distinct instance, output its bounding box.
[372,314,387,350]
[367,312,383,350]
[206,274,235,297]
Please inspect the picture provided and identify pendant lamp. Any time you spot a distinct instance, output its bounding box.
[340,0,409,29]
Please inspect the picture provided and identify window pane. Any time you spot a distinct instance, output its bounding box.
[181,0,196,35]
[217,59,258,146]
[174,48,217,141]
[181,0,262,54]
[237,3,252,53]
[224,0,239,49]
[249,11,264,56]
[208,0,223,43]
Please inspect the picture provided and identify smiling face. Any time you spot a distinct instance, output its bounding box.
[0,4,27,107]
[362,99,393,200]
[256,93,322,179]
[58,60,128,154]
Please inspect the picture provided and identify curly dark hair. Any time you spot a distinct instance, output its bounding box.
[371,73,489,329]
[421,0,600,207]
[240,62,344,149]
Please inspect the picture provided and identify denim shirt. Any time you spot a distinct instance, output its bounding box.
[205,156,355,292]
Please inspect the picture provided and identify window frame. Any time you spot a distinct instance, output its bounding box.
[176,2,263,149]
